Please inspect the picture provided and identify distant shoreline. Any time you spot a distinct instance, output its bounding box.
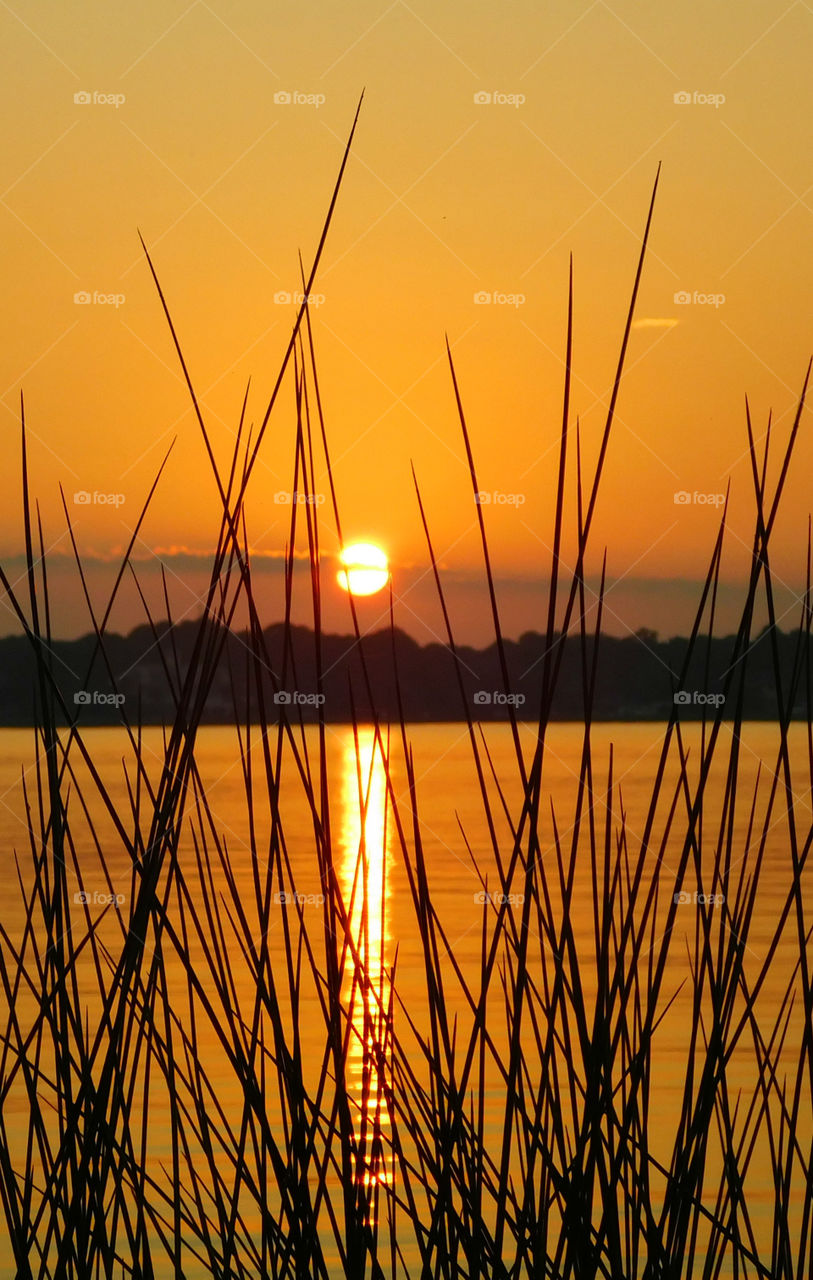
[0,618,805,727]
[0,717,795,729]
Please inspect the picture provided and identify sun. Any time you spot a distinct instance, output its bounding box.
[337,543,389,597]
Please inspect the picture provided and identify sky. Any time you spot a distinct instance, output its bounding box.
[0,1,811,647]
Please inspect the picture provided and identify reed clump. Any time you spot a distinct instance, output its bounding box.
[1,102,812,1278]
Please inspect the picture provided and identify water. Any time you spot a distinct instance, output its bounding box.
[1,721,810,1276]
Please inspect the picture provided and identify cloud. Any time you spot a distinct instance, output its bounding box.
[0,544,308,575]
[632,318,680,330]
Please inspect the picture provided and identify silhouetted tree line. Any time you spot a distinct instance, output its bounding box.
[0,620,806,725]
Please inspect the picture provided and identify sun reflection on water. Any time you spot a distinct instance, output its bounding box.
[339,726,393,1192]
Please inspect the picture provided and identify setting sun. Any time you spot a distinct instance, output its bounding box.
[337,543,389,597]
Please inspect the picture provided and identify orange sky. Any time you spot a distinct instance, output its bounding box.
[1,1,811,646]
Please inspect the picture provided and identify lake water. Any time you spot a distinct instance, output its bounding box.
[1,721,810,1276]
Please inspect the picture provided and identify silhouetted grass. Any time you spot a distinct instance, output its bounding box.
[1,100,812,1278]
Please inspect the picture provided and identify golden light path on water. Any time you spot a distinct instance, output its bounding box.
[339,727,394,1192]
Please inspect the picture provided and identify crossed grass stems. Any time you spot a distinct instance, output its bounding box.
[2,99,813,1279]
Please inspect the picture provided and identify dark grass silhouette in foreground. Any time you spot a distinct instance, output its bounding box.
[2,97,813,1277]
